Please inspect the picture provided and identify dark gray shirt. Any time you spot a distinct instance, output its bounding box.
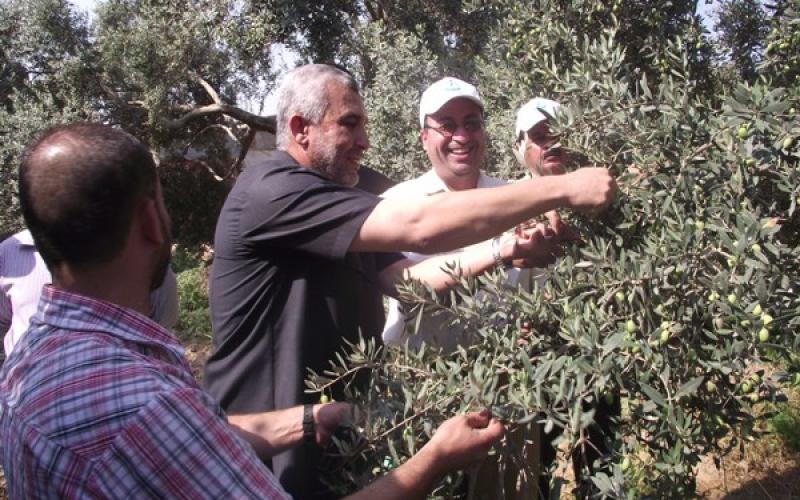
[204,150,401,499]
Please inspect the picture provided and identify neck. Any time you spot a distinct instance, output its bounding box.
[283,144,311,168]
[439,171,480,192]
[52,262,151,316]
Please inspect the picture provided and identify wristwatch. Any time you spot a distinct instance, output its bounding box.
[303,404,315,445]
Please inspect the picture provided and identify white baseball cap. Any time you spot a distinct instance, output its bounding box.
[419,77,483,128]
[515,98,561,137]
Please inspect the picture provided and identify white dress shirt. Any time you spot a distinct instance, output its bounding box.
[381,170,544,350]
[0,229,179,355]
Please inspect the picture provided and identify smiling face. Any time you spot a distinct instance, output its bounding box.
[421,97,486,191]
[522,121,567,177]
[307,81,370,187]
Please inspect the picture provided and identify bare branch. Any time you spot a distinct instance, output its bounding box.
[229,127,255,179]
[96,78,130,109]
[191,73,222,105]
[165,103,276,132]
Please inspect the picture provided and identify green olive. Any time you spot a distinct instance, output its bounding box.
[737,126,748,139]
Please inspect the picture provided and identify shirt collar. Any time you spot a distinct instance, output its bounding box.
[417,169,496,195]
[16,229,35,247]
[31,285,185,360]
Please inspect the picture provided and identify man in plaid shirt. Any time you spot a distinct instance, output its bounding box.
[0,123,504,499]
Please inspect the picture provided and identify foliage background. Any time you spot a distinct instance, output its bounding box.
[1,0,799,498]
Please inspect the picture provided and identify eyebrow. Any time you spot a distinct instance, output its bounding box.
[338,112,365,123]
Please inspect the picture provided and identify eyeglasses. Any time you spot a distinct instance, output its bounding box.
[526,130,560,145]
[424,119,484,138]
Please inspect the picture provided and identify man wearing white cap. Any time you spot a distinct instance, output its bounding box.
[514,97,569,177]
[515,97,620,498]
[381,79,572,350]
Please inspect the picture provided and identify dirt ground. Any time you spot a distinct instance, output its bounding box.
[1,341,798,499]
[696,442,800,499]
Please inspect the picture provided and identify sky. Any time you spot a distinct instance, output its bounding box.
[70,0,98,17]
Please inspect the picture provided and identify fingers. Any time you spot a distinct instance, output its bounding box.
[315,402,352,444]
[545,210,563,233]
[566,167,617,215]
[463,409,491,428]
[461,411,505,448]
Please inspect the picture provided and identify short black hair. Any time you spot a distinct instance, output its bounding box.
[18,123,157,270]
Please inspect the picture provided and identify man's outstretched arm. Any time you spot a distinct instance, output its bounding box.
[377,222,565,295]
[345,410,504,500]
[352,167,615,254]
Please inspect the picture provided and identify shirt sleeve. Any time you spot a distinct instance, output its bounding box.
[239,167,381,260]
[149,267,179,330]
[89,387,290,499]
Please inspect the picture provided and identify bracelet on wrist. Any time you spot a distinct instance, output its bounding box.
[491,235,507,269]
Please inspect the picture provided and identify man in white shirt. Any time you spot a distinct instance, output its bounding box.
[381,78,572,350]
[0,228,179,357]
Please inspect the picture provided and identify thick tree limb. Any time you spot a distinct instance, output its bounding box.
[192,73,223,105]
[229,126,255,179]
[166,102,276,132]
[166,73,276,132]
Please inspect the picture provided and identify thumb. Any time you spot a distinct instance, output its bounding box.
[463,410,492,429]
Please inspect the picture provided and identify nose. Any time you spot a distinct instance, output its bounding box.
[357,125,369,151]
[451,124,473,142]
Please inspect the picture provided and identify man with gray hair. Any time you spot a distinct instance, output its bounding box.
[205,64,617,498]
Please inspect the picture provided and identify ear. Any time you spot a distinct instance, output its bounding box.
[419,128,429,146]
[138,197,165,247]
[289,115,310,147]
[512,139,526,166]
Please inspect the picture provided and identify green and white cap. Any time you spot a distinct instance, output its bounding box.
[419,77,483,128]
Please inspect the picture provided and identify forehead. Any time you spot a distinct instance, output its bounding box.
[527,121,551,135]
[428,97,482,122]
[324,81,366,120]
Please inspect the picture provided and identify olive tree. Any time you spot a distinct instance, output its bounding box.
[309,2,799,498]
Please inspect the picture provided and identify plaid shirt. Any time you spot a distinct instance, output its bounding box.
[0,286,290,499]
